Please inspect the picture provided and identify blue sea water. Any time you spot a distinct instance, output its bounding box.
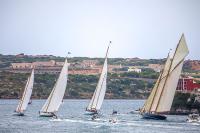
[0,99,199,133]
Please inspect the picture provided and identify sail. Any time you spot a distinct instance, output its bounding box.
[141,72,162,112]
[150,55,172,112]
[40,58,68,113]
[142,34,189,113]
[16,69,34,113]
[141,55,171,112]
[87,45,109,111]
[156,34,189,112]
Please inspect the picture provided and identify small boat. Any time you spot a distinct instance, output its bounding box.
[15,69,34,116]
[186,114,200,123]
[140,34,189,120]
[39,57,69,117]
[85,42,111,115]
[112,110,118,115]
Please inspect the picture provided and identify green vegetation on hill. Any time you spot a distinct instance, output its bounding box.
[0,71,154,99]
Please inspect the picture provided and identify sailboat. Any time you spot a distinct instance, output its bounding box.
[85,42,111,115]
[15,69,34,116]
[140,34,189,120]
[39,57,68,117]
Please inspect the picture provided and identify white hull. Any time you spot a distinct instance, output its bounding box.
[39,112,54,117]
[187,119,200,123]
[186,114,200,123]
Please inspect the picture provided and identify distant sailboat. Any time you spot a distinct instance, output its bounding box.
[15,69,34,116]
[39,57,68,117]
[140,34,189,120]
[85,42,111,115]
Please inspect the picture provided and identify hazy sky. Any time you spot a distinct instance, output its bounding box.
[0,0,199,59]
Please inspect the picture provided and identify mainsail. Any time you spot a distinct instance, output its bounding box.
[141,34,189,113]
[86,43,110,112]
[40,58,68,113]
[16,69,34,113]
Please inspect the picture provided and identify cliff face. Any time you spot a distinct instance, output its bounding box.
[171,92,200,115]
[184,60,200,71]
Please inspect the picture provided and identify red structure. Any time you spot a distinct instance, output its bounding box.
[177,77,200,92]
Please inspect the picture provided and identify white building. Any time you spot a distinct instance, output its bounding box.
[128,67,142,73]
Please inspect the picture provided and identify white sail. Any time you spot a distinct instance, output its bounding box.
[16,69,34,113]
[142,34,189,113]
[40,58,68,113]
[87,45,109,111]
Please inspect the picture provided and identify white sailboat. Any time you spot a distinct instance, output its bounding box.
[85,42,111,115]
[39,57,68,117]
[15,69,34,116]
[140,34,189,120]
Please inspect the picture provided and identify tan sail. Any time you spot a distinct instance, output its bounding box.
[150,55,172,112]
[141,55,171,112]
[156,34,189,112]
[141,34,189,114]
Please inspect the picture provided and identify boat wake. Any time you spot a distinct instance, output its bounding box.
[49,117,187,130]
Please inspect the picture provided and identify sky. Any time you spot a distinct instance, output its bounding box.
[0,0,199,59]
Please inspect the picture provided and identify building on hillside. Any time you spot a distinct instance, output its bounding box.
[176,77,200,92]
[93,65,122,73]
[11,60,63,69]
[69,69,100,75]
[127,67,141,73]
[15,53,26,58]
[148,64,163,72]
[10,60,67,74]
[8,59,102,75]
[81,60,98,68]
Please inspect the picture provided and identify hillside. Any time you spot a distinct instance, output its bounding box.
[0,71,155,99]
